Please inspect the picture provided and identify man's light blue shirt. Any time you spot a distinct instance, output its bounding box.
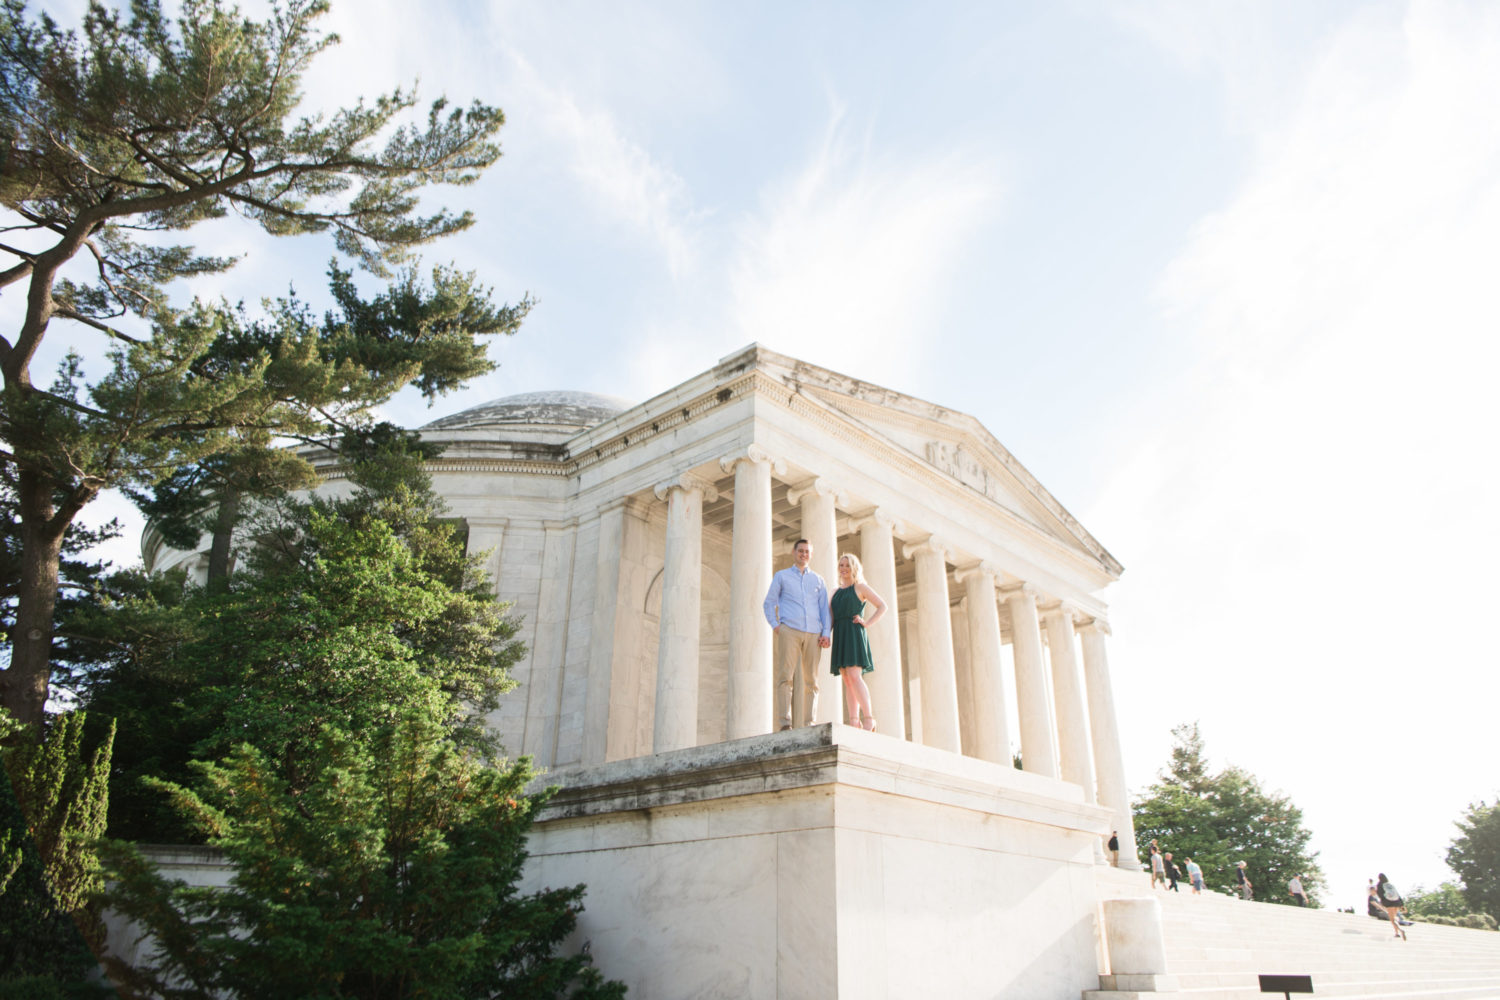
[763,565,831,638]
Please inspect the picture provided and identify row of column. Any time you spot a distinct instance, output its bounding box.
[647,453,1138,867]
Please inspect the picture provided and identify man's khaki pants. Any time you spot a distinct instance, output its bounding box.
[775,626,822,728]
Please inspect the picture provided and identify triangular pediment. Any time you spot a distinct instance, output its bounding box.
[730,346,1122,578]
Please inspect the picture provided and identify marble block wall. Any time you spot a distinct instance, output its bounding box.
[523,724,1112,1000]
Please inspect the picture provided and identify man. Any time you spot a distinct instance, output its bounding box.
[763,538,832,730]
[1288,874,1308,907]
[1236,860,1253,900]
[1164,852,1182,892]
[1149,844,1166,890]
[1107,831,1120,867]
[1184,857,1204,894]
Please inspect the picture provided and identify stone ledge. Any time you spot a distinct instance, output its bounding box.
[1098,972,1181,991]
[537,723,1112,836]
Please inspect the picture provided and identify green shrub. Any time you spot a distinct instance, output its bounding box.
[1411,912,1498,930]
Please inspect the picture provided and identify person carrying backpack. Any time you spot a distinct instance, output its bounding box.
[1375,873,1406,940]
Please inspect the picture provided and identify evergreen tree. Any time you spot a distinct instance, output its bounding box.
[89,474,620,997]
[0,0,519,727]
[100,717,624,999]
[73,440,521,839]
[1447,800,1500,921]
[1133,722,1324,904]
[0,709,115,997]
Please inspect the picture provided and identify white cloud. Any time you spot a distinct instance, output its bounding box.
[506,53,705,279]
[1097,0,1500,902]
[724,107,1003,390]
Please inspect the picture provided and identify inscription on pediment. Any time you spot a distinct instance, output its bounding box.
[926,441,1002,503]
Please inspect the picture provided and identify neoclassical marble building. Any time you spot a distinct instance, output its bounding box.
[146,343,1148,998]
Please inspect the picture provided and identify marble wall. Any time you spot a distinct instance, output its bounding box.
[523,724,1111,1000]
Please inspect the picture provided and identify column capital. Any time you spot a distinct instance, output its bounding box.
[786,477,848,508]
[851,508,904,534]
[653,472,719,504]
[1039,601,1080,624]
[955,561,1004,585]
[1077,617,1112,637]
[902,536,952,562]
[998,581,1039,602]
[718,444,786,476]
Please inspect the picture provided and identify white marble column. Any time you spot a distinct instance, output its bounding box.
[1041,603,1097,802]
[1080,618,1140,868]
[901,538,961,753]
[584,505,622,765]
[854,511,905,739]
[465,517,508,596]
[787,479,845,725]
[1000,583,1058,778]
[956,564,1011,766]
[720,446,783,740]
[652,473,718,753]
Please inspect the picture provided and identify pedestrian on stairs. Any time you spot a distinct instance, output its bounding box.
[1375,873,1407,940]
[1150,843,1166,889]
[1164,852,1182,892]
[1236,860,1253,900]
[1185,857,1204,894]
[1288,874,1308,906]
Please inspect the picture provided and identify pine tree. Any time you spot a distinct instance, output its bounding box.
[101,719,624,999]
[90,473,620,997]
[0,709,115,997]
[0,0,520,726]
[1134,723,1324,904]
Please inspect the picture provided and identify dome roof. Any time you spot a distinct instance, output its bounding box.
[421,390,632,432]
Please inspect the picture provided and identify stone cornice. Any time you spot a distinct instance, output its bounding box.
[299,348,1119,589]
[535,723,1109,835]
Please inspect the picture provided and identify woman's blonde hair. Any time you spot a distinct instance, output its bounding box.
[838,552,866,583]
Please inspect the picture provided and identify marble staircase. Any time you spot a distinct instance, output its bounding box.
[1090,869,1500,1000]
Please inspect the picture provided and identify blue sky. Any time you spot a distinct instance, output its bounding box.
[25,0,1500,907]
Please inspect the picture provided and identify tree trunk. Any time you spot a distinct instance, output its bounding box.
[205,485,241,592]
[2,469,66,729]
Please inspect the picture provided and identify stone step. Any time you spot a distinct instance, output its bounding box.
[1168,969,1500,990]
[1095,865,1500,999]
[1088,981,1500,1000]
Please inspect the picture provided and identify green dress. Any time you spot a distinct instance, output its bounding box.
[830,585,874,674]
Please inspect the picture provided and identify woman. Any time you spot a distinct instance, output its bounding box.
[1376,873,1406,940]
[830,553,887,731]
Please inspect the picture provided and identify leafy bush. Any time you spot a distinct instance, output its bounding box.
[1412,912,1498,930]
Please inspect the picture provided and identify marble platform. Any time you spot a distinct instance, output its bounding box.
[525,722,1115,999]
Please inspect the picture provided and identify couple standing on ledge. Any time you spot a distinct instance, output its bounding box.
[763,538,888,733]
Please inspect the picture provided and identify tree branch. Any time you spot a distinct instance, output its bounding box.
[50,305,146,346]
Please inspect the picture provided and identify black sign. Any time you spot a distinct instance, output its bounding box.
[1259,974,1313,995]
